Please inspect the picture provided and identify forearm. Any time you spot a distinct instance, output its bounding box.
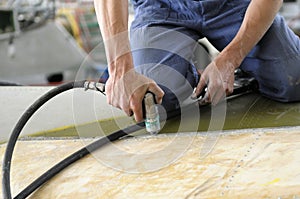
[94,0,133,78]
[220,0,283,67]
[194,0,283,104]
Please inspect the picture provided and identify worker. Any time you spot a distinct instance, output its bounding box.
[94,0,300,122]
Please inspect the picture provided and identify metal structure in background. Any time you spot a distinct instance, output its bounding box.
[280,0,300,36]
[0,0,105,85]
[0,0,299,85]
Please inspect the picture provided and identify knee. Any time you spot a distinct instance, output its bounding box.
[260,80,300,102]
[278,83,300,102]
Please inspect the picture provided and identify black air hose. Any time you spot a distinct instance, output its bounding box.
[14,104,184,199]
[2,78,257,199]
[2,80,180,199]
[2,80,86,199]
[14,122,146,199]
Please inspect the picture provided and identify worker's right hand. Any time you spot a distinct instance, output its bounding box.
[105,69,164,122]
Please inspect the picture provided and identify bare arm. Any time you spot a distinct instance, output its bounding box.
[94,0,132,77]
[193,0,283,104]
[94,0,164,122]
[221,0,283,66]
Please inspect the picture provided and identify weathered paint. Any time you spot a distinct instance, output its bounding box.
[1,129,300,198]
[31,93,300,138]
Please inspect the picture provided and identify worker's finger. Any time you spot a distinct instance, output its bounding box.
[148,83,165,104]
[211,88,226,106]
[130,96,144,122]
[122,106,133,117]
[200,88,211,104]
[223,81,233,96]
[106,95,122,110]
[192,76,207,99]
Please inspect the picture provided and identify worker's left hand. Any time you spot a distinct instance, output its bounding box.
[192,55,236,105]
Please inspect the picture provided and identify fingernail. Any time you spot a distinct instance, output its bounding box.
[191,92,197,99]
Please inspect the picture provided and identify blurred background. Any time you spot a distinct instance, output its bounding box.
[0,0,299,85]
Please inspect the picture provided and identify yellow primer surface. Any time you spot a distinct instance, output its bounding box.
[1,129,300,198]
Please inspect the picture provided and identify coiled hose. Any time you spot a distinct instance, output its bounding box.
[2,80,181,199]
[2,79,257,199]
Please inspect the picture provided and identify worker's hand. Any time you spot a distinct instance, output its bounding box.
[105,69,164,122]
[192,55,236,105]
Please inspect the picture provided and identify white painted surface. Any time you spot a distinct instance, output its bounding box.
[0,86,125,142]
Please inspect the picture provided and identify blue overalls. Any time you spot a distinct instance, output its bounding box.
[130,0,300,111]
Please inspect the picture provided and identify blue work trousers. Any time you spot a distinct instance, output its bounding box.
[130,0,300,111]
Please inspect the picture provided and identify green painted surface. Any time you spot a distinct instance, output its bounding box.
[31,93,300,138]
